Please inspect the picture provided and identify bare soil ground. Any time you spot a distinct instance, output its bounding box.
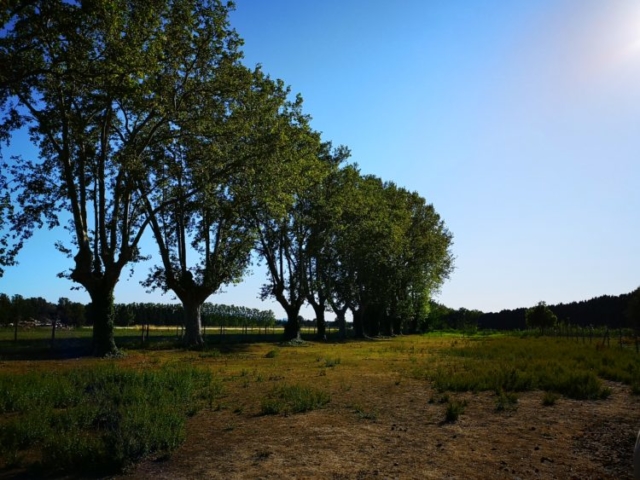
[115,339,640,480]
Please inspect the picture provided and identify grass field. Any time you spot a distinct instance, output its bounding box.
[1,332,640,478]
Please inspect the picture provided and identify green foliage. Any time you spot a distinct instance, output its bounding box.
[323,357,341,368]
[0,363,220,475]
[260,384,330,415]
[542,391,560,406]
[548,371,611,400]
[415,337,626,400]
[320,171,454,338]
[352,403,378,421]
[444,399,467,423]
[264,349,280,358]
[0,180,18,278]
[525,301,558,334]
[626,287,640,332]
[495,389,518,412]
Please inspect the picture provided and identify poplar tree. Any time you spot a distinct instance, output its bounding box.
[0,0,249,355]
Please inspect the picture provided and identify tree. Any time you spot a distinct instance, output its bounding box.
[141,67,296,347]
[300,144,350,339]
[525,301,558,335]
[247,101,330,341]
[0,0,248,355]
[319,171,454,338]
[0,293,11,326]
[626,287,640,352]
[0,168,18,278]
[627,288,640,329]
[369,184,454,336]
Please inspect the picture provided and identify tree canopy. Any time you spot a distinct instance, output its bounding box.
[1,0,456,348]
[525,301,558,334]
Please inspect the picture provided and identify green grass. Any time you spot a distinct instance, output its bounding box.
[260,384,331,415]
[411,336,632,400]
[542,391,560,406]
[0,363,221,475]
[264,348,280,358]
[444,399,467,422]
[495,389,519,412]
[351,403,378,421]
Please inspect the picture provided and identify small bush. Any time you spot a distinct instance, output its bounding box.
[352,403,378,421]
[323,357,341,368]
[495,389,518,412]
[542,391,560,406]
[260,384,330,415]
[445,399,467,423]
[264,349,280,358]
[550,371,610,400]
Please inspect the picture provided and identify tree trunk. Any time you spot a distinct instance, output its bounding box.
[312,303,326,340]
[182,299,204,347]
[90,286,118,357]
[380,309,394,336]
[367,308,381,337]
[335,309,347,339]
[283,308,302,341]
[351,306,365,339]
[392,314,403,336]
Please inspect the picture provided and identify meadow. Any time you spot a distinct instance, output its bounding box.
[1,330,640,478]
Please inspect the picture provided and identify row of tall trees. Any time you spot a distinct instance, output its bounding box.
[0,1,454,354]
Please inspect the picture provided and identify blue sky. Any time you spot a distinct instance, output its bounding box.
[1,0,639,318]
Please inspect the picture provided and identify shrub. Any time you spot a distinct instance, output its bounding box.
[260,384,330,415]
[495,389,518,412]
[352,403,378,421]
[323,357,341,368]
[549,371,610,400]
[445,399,467,423]
[542,391,560,406]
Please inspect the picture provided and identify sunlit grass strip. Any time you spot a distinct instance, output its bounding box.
[260,384,331,415]
[411,337,634,400]
[0,363,221,475]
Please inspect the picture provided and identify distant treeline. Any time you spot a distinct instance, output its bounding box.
[0,294,86,328]
[0,294,276,329]
[427,292,634,331]
[112,303,277,328]
[1,290,635,333]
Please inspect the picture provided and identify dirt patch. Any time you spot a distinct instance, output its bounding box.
[122,357,640,479]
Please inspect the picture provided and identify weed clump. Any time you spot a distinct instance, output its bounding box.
[352,403,378,421]
[264,349,280,358]
[444,399,467,423]
[495,389,518,412]
[260,384,330,415]
[542,391,560,406]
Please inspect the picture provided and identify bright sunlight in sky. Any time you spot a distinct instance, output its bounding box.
[1,0,639,318]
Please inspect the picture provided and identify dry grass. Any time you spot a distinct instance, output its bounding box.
[2,335,640,478]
